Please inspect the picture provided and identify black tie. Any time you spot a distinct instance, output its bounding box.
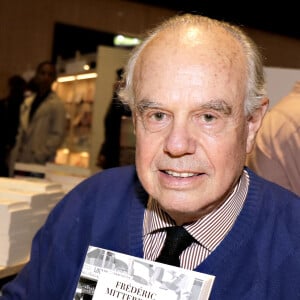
[155,226,195,267]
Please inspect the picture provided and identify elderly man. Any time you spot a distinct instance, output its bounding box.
[2,14,300,300]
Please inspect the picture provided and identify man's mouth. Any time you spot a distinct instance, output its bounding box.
[163,170,200,178]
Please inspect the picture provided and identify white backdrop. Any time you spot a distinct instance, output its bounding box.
[264,66,300,109]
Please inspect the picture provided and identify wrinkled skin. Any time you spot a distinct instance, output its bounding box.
[133,25,268,225]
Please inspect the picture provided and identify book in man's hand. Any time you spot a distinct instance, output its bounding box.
[73,245,215,300]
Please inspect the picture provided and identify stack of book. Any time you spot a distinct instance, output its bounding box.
[0,199,31,266]
[45,162,91,193]
[12,162,91,193]
[0,177,64,266]
[13,162,46,179]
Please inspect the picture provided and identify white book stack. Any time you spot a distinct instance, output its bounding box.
[45,163,91,193]
[0,176,65,213]
[0,176,62,192]
[0,177,64,266]
[0,199,31,266]
[13,162,46,178]
[46,190,65,210]
[0,188,62,236]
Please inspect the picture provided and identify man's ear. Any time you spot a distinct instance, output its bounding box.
[246,97,269,153]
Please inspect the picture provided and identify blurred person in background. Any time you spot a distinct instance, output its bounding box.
[0,75,26,176]
[97,67,134,169]
[9,61,66,176]
[247,81,300,196]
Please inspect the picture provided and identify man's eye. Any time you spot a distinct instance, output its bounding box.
[139,110,170,132]
[151,112,165,121]
[202,113,216,122]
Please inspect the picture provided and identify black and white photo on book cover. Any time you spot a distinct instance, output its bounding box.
[73,246,215,300]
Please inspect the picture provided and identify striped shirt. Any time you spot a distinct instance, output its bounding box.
[143,169,249,270]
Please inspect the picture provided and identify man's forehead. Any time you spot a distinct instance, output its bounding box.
[137,27,241,72]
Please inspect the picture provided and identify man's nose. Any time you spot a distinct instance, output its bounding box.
[163,121,196,156]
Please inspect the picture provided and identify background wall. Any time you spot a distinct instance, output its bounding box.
[265,67,300,108]
[1,0,300,98]
[0,0,175,97]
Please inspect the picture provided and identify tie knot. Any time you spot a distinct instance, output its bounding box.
[155,226,195,267]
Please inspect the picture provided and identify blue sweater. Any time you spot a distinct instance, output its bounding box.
[2,166,300,299]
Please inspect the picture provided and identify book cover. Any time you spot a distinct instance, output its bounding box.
[73,246,215,300]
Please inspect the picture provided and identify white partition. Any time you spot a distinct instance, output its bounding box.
[264,66,300,109]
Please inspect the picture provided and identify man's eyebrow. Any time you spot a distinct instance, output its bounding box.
[136,99,232,115]
[201,100,232,115]
[136,99,162,113]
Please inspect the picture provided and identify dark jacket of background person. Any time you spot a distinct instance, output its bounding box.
[0,75,26,176]
[9,61,66,175]
[0,97,8,176]
[97,68,132,169]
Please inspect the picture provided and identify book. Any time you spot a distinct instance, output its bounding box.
[13,162,46,178]
[45,190,65,210]
[45,172,86,193]
[45,162,91,177]
[0,233,32,266]
[0,199,31,235]
[0,176,62,192]
[0,200,32,266]
[45,162,90,193]
[0,190,49,215]
[73,246,215,300]
[0,188,65,255]
[0,178,65,267]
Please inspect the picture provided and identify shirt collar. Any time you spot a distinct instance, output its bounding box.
[144,169,249,251]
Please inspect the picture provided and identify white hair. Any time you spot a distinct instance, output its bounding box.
[119,13,266,116]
